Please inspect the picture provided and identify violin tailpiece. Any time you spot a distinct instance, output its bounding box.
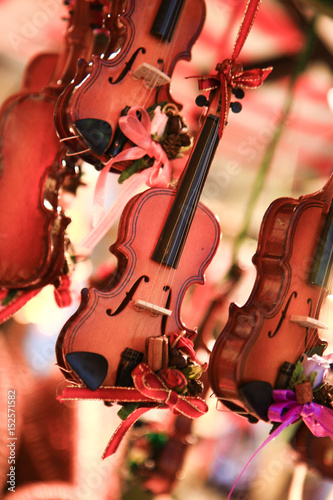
[145,336,169,372]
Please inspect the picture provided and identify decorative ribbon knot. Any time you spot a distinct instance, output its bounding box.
[116,106,173,187]
[79,106,175,249]
[131,363,208,418]
[268,389,333,439]
[195,58,272,140]
[57,362,208,459]
[197,58,271,93]
[226,389,333,499]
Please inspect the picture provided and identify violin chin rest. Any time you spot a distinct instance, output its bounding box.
[239,381,273,422]
[74,118,112,155]
[65,351,108,391]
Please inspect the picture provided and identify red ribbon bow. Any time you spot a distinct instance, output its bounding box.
[58,362,208,459]
[197,59,272,93]
[191,0,272,139]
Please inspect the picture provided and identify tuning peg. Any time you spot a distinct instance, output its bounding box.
[232,88,245,99]
[230,101,242,113]
[195,95,209,107]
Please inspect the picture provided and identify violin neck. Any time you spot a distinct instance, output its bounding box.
[151,0,185,42]
[152,112,220,269]
[309,199,333,291]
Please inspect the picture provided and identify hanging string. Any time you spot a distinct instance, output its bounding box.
[231,18,317,266]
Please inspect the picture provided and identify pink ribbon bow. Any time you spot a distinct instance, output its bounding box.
[79,106,175,250]
[58,362,208,459]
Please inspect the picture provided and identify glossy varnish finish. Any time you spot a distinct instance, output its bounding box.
[0,0,101,289]
[56,188,220,386]
[209,176,333,420]
[56,0,206,164]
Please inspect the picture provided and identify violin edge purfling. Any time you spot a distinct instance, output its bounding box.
[209,176,333,422]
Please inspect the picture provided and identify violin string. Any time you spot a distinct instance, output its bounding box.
[125,0,190,112]
[311,218,333,342]
[155,124,219,307]
[292,196,333,356]
[118,2,204,343]
[128,113,219,346]
[131,2,204,313]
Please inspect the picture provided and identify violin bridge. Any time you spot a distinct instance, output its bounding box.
[132,63,171,88]
[134,299,172,316]
[290,315,328,330]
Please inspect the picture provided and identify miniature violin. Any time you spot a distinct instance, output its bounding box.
[208,176,333,422]
[55,75,231,390]
[0,1,106,318]
[21,52,59,93]
[55,0,206,168]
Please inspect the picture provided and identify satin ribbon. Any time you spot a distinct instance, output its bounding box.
[58,362,208,458]
[79,106,175,250]
[268,389,333,439]
[226,389,333,499]
[191,0,272,139]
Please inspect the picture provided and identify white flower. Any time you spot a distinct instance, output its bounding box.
[301,353,333,388]
[150,106,168,138]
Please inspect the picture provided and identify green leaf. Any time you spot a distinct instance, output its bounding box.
[310,371,318,387]
[289,361,307,389]
[117,403,141,421]
[182,364,204,380]
[1,289,18,306]
[118,158,148,184]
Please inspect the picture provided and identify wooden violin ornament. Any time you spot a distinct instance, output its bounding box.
[55,0,206,168]
[208,176,333,423]
[0,0,106,320]
[55,79,233,390]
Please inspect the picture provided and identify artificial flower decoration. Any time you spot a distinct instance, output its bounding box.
[287,352,333,406]
[301,353,332,389]
[118,102,192,184]
[158,368,188,394]
[58,331,208,459]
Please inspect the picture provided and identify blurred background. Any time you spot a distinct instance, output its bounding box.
[0,0,333,498]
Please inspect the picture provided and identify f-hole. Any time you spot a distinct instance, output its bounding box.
[106,275,149,316]
[108,47,146,85]
[268,291,297,338]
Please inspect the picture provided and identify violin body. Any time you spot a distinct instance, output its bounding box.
[56,187,220,387]
[0,91,70,288]
[0,0,105,316]
[209,178,332,422]
[21,53,59,93]
[56,0,206,163]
